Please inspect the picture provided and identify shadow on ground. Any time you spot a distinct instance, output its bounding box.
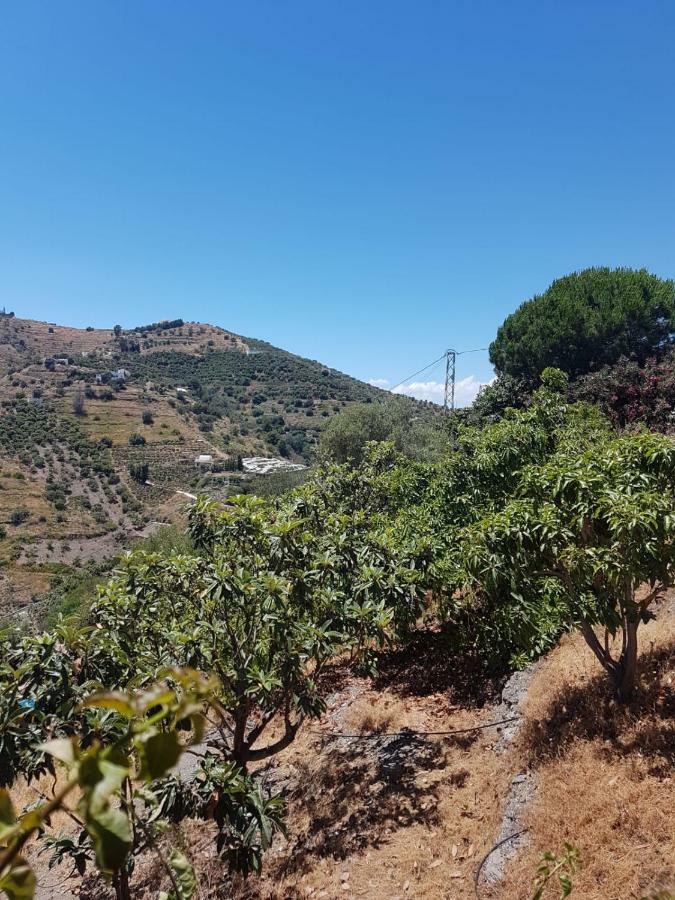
[521,639,675,777]
[278,732,450,873]
[371,625,507,708]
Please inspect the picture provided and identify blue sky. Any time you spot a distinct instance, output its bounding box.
[1,1,674,404]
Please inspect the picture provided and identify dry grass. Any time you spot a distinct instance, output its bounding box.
[159,646,514,900]
[0,317,117,359]
[55,384,186,446]
[495,603,675,900]
[238,611,675,900]
[0,316,247,361]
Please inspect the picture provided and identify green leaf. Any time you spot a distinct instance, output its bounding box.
[0,788,16,841]
[81,691,135,718]
[85,806,132,875]
[559,874,572,897]
[137,731,182,781]
[0,857,36,900]
[37,738,77,767]
[78,756,129,815]
[157,850,197,900]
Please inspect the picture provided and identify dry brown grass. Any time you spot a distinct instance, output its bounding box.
[0,316,247,362]
[0,317,117,359]
[54,384,186,446]
[495,603,675,900]
[172,645,513,900]
[237,612,675,900]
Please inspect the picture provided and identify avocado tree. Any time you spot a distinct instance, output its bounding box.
[462,431,675,701]
[0,671,246,900]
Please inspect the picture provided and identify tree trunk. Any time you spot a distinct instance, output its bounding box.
[580,618,639,704]
[114,870,132,900]
[614,619,638,703]
[232,700,250,772]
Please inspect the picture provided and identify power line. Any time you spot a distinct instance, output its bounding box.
[389,352,447,393]
[389,347,490,410]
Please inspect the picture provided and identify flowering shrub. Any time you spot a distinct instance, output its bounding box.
[571,350,675,430]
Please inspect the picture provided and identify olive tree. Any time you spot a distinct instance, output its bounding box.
[462,431,675,701]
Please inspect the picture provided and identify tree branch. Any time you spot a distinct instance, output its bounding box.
[580,620,617,674]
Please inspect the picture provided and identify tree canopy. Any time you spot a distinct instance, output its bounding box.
[318,400,446,465]
[489,267,675,381]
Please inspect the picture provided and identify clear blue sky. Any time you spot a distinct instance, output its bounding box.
[1,1,674,403]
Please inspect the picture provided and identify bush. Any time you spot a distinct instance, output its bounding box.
[128,433,146,446]
[320,401,445,465]
[571,349,675,429]
[141,411,154,426]
[9,509,29,526]
[468,374,528,423]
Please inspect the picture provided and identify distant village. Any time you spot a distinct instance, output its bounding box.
[44,355,130,384]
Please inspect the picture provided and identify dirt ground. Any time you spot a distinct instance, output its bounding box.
[23,599,675,900]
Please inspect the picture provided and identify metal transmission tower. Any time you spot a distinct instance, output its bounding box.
[443,349,456,413]
[390,346,488,414]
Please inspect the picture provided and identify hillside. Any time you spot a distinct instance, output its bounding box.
[3,389,674,900]
[0,313,397,616]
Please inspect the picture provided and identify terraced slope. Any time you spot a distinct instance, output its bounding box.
[0,313,398,614]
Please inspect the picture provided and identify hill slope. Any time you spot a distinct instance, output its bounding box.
[0,313,399,615]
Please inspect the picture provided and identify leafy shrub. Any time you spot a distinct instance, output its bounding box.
[9,508,28,526]
[72,390,86,416]
[129,462,149,483]
[571,348,675,429]
[128,432,146,446]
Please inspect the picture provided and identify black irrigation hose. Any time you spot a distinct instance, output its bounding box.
[474,827,530,899]
[310,715,529,896]
[310,715,521,741]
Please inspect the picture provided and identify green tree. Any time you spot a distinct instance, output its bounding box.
[319,401,444,465]
[72,389,86,417]
[8,509,28,527]
[468,373,528,423]
[319,402,396,464]
[0,672,271,900]
[129,462,149,483]
[462,430,675,701]
[490,267,675,381]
